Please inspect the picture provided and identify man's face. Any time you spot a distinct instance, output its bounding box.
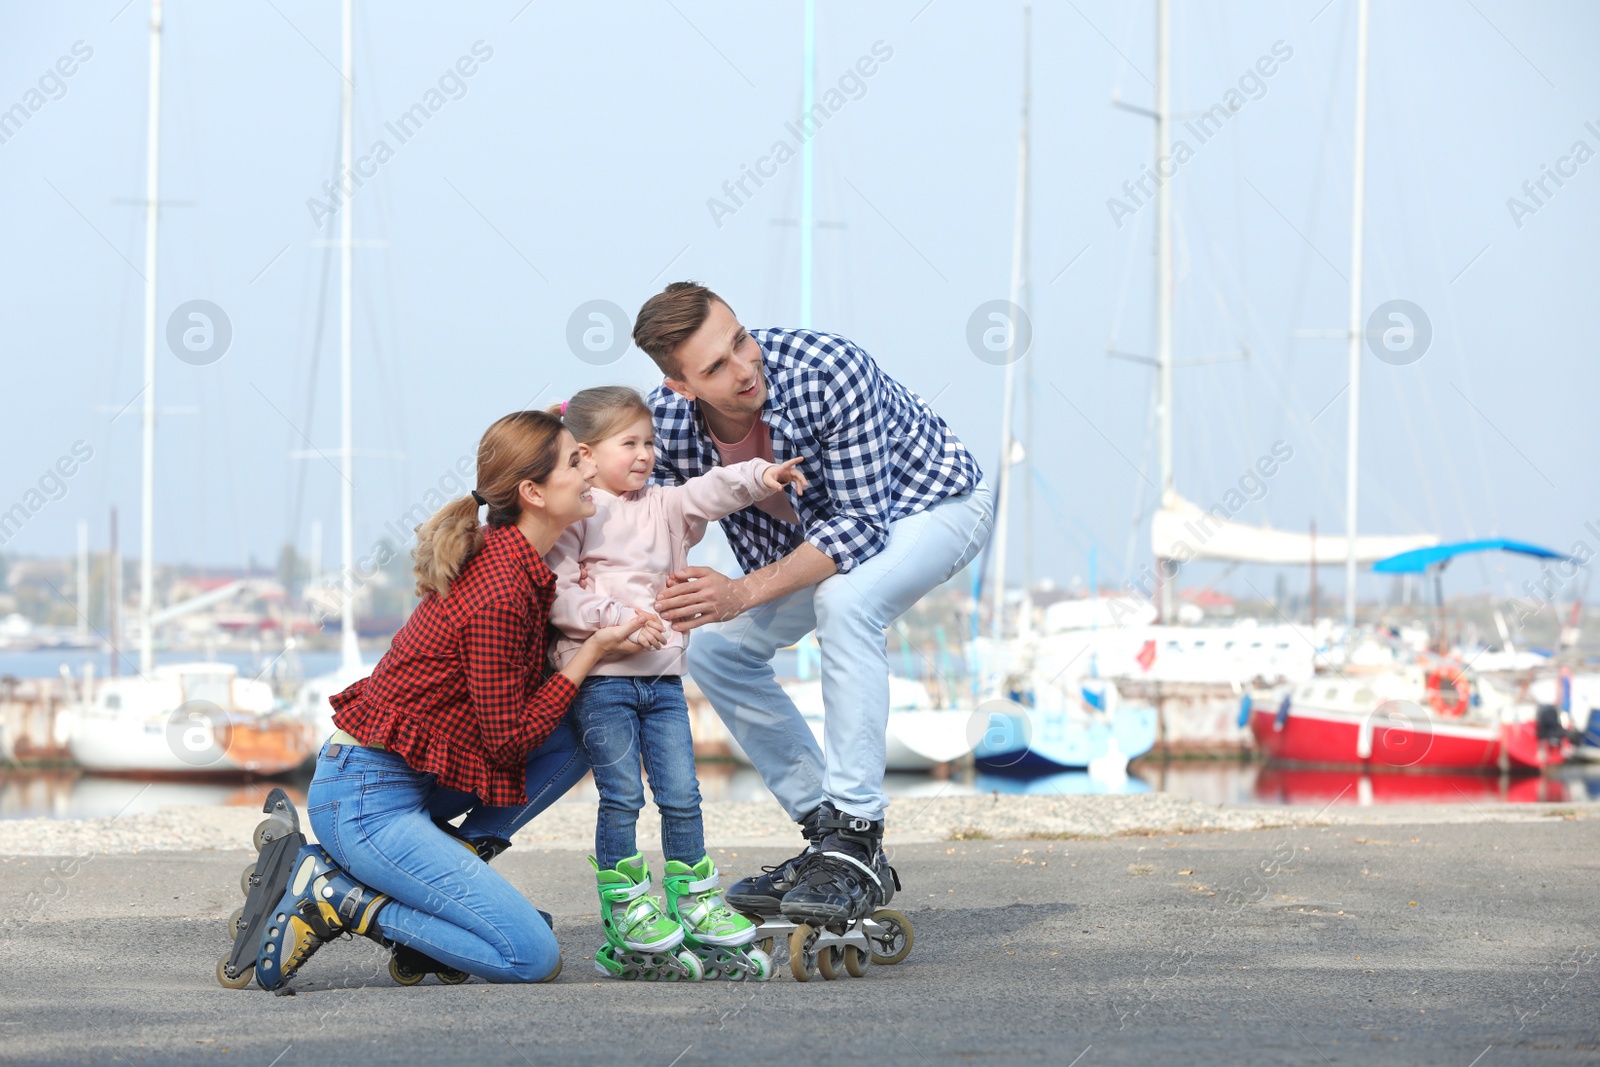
[662,299,767,417]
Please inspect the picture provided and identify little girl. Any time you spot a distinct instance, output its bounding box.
[545,386,807,981]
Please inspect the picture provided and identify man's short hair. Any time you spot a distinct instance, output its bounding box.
[633,281,729,378]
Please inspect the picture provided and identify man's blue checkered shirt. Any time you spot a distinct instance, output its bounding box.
[648,327,983,576]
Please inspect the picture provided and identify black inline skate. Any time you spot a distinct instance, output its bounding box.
[725,804,828,918]
[732,802,914,982]
[781,807,897,925]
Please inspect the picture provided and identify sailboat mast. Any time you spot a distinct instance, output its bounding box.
[338,0,360,671]
[1154,0,1174,622]
[799,0,815,328]
[1343,0,1370,632]
[989,1,1030,642]
[137,0,163,676]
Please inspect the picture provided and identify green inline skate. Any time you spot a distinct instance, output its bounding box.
[591,853,702,981]
[663,855,772,981]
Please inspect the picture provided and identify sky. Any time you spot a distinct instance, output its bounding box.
[1,0,1596,610]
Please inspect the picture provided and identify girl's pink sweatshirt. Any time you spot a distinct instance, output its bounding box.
[545,458,783,677]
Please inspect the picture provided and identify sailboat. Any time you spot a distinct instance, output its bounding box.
[64,0,315,778]
[999,0,1446,758]
[969,3,1158,773]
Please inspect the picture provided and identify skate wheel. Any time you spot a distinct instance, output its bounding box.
[817,944,845,981]
[756,936,775,959]
[216,955,253,989]
[388,957,425,986]
[867,909,913,966]
[844,944,869,978]
[787,925,818,983]
[437,968,470,985]
[252,819,275,851]
[239,863,257,896]
[746,946,774,982]
[677,949,704,982]
[225,907,246,939]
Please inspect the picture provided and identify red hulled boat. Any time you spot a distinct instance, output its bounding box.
[1249,661,1569,773]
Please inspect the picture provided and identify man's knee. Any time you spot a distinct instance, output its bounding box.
[814,576,879,632]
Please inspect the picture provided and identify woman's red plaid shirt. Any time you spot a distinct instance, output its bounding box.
[329,523,577,806]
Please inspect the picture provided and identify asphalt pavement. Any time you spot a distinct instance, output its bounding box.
[2,816,1597,1065]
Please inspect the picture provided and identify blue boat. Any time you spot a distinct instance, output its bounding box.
[970,684,1158,770]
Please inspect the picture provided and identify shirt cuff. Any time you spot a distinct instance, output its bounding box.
[539,670,578,709]
[805,516,886,576]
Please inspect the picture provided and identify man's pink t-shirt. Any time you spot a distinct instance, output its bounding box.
[707,418,801,525]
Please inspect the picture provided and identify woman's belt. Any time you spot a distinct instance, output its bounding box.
[329,728,384,751]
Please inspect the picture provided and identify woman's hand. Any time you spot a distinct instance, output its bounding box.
[624,611,668,651]
[762,457,809,493]
[584,612,653,657]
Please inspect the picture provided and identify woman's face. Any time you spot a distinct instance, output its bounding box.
[527,429,596,526]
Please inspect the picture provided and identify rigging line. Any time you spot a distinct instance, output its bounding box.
[1105,187,1145,355]
[1124,368,1159,585]
[1173,189,1255,505]
[1379,3,1497,543]
[367,163,414,511]
[1364,41,1476,544]
[1356,34,1446,543]
[355,0,412,519]
[1030,464,1126,583]
[1269,0,1352,449]
[287,129,343,560]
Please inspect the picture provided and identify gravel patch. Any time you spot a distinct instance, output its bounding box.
[0,793,1583,856]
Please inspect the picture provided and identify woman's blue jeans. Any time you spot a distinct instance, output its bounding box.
[567,675,705,869]
[305,720,588,983]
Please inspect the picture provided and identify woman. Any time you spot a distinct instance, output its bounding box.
[241,410,647,991]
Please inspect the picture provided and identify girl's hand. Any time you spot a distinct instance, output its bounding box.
[763,457,808,493]
[625,611,668,651]
[585,613,652,657]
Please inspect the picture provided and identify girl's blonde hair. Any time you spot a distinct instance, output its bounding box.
[411,409,566,599]
[550,386,652,446]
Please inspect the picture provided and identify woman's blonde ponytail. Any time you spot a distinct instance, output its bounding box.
[411,495,486,599]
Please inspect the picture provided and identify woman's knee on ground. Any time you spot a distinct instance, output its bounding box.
[496,915,561,983]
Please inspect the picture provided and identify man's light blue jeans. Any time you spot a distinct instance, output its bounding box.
[686,479,994,823]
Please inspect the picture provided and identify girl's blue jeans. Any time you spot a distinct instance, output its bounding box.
[567,675,705,869]
[305,719,588,983]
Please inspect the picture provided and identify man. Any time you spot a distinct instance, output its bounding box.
[638,281,993,924]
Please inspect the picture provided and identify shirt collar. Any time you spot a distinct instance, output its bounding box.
[690,333,801,446]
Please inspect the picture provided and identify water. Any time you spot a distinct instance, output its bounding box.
[4,760,1596,821]
[0,647,801,690]
[0,648,348,686]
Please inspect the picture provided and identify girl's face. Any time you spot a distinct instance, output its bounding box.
[528,429,597,526]
[580,415,654,496]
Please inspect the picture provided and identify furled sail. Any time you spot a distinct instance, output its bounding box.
[1151,493,1437,565]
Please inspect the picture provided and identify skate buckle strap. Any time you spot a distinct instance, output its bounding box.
[820,850,884,891]
[819,811,878,835]
[612,876,652,902]
[683,873,719,895]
